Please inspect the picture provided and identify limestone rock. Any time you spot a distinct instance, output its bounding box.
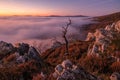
[55,64,63,75]
[86,20,120,56]
[17,43,29,55]
[28,46,41,61]
[115,21,120,33]
[16,56,25,63]
[110,72,120,80]
[86,32,95,41]
[0,41,14,55]
[15,44,42,63]
[28,46,40,58]
[61,59,72,69]
[53,59,99,80]
[16,52,29,64]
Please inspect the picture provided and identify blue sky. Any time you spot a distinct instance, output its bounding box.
[0,0,120,16]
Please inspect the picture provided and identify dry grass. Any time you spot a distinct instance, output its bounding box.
[41,40,90,66]
[110,62,120,73]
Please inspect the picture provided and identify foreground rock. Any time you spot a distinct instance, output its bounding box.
[0,42,42,66]
[17,43,29,55]
[0,42,46,79]
[52,59,99,80]
[0,41,15,60]
[28,46,42,61]
[0,41,14,55]
[16,43,42,64]
[86,20,120,55]
[110,72,120,80]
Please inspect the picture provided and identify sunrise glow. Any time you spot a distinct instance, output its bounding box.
[0,3,50,16]
[0,0,120,16]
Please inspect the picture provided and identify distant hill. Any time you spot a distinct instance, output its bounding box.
[47,15,88,17]
[82,12,120,33]
[94,12,120,22]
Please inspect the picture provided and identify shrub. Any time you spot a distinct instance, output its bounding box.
[0,60,41,80]
[110,62,120,73]
[3,53,16,63]
[80,55,112,73]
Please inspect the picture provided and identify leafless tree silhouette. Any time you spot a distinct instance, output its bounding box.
[62,19,72,55]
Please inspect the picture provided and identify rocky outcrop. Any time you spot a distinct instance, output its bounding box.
[0,41,14,54]
[86,32,95,41]
[110,72,120,80]
[86,20,120,55]
[0,41,42,65]
[15,43,42,64]
[0,41,14,60]
[16,47,42,64]
[115,21,120,33]
[17,43,29,55]
[16,55,26,63]
[0,42,45,80]
[52,59,99,80]
[28,46,41,61]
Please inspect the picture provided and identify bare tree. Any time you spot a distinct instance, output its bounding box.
[62,19,72,55]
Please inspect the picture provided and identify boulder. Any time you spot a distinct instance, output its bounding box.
[17,43,29,55]
[16,53,29,64]
[115,20,120,32]
[0,41,14,55]
[53,59,99,80]
[110,72,120,80]
[61,59,73,69]
[28,46,41,61]
[105,25,112,31]
[86,32,95,41]
[94,29,106,39]
[15,46,42,64]
[55,64,63,75]
[16,56,25,63]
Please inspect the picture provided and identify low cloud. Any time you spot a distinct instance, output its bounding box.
[0,16,92,43]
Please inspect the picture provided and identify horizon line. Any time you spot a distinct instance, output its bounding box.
[0,14,88,17]
[0,11,119,17]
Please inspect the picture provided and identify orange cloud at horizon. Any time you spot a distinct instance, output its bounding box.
[0,10,51,16]
[0,3,51,16]
[0,12,50,16]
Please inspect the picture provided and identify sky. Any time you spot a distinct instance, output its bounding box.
[0,0,120,16]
